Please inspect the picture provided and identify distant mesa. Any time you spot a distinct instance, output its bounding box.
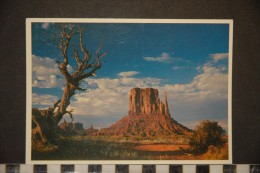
[59,121,98,135]
[96,88,192,137]
[59,120,84,131]
[85,124,98,135]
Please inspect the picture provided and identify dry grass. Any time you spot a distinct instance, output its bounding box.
[32,135,228,160]
[202,144,228,160]
[133,144,190,151]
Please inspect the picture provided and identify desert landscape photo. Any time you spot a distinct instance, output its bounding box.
[28,20,231,161]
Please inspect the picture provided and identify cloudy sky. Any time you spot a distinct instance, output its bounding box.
[31,22,230,130]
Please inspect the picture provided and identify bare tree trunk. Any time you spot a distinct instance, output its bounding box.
[31,24,106,150]
[54,83,76,123]
[32,108,56,149]
[32,84,77,149]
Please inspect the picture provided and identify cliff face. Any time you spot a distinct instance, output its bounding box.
[129,88,170,116]
[96,88,192,137]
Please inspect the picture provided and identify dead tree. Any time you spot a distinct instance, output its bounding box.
[32,24,106,149]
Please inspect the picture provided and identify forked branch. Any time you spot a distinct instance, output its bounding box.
[53,24,107,122]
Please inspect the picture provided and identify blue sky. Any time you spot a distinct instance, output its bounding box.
[31,22,230,130]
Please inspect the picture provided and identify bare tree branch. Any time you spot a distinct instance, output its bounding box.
[76,64,101,81]
[79,26,90,63]
[53,23,107,123]
[72,45,83,66]
[32,23,107,147]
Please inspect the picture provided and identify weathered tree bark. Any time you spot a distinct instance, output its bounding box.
[32,24,106,150]
[54,84,76,123]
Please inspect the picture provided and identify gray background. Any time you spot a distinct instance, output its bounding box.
[0,0,259,164]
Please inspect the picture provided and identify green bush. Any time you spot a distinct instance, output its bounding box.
[189,120,225,152]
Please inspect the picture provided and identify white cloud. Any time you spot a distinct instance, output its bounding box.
[164,64,228,104]
[32,55,72,88]
[42,23,74,30]
[32,93,58,107]
[117,71,140,78]
[172,66,188,70]
[210,53,229,62]
[163,62,228,129]
[42,23,50,30]
[144,53,172,63]
[69,88,128,117]
[143,53,186,64]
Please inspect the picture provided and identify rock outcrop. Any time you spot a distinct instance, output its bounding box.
[59,121,84,131]
[59,120,84,135]
[73,122,84,131]
[96,88,192,137]
[129,88,170,116]
[85,124,98,135]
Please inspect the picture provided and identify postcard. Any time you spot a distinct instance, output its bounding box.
[26,18,233,164]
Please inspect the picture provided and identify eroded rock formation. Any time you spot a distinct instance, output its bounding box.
[96,88,192,137]
[129,88,170,116]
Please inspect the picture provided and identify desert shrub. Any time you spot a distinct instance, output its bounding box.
[189,120,225,152]
[131,132,136,136]
[141,132,147,137]
[203,145,228,160]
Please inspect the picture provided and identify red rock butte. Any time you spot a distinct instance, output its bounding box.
[129,88,170,116]
[96,88,192,137]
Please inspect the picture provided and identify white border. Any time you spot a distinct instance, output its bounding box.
[26,18,233,164]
